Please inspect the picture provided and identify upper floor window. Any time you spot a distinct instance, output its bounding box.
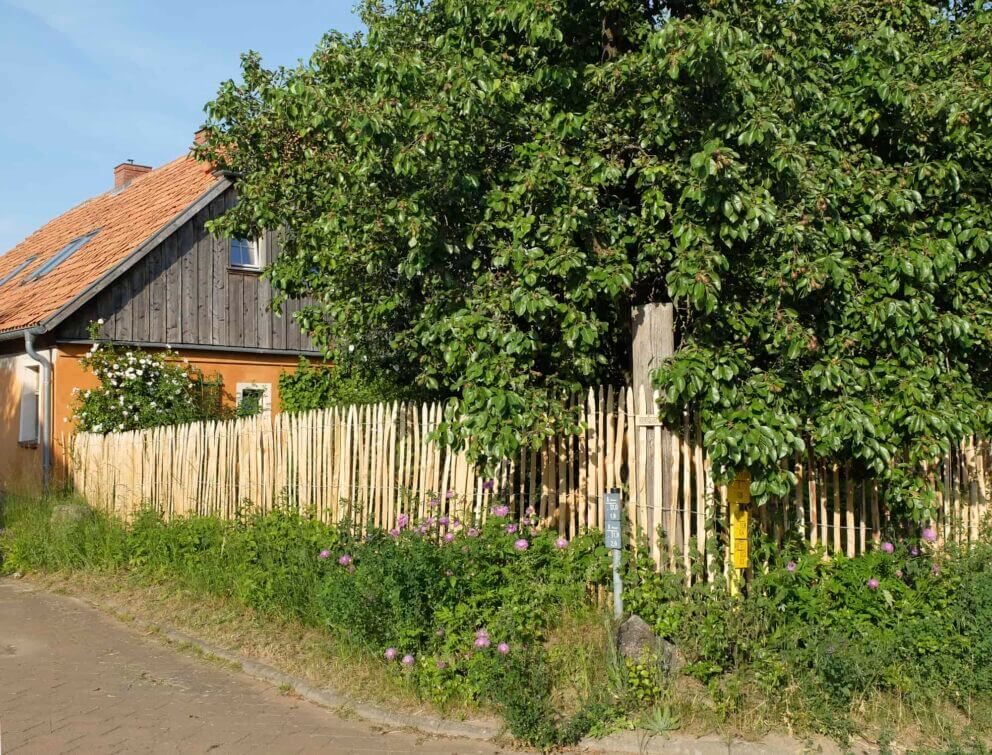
[230,237,261,270]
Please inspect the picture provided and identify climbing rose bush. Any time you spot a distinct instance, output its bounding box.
[73,323,225,433]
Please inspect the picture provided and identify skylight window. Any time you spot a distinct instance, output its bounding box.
[0,255,37,287]
[26,229,100,282]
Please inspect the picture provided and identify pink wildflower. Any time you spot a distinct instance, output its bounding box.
[467,527,479,537]
[786,561,797,573]
[867,578,880,590]
[922,527,937,543]
[514,538,529,551]
[338,554,352,566]
[497,642,510,655]
[402,654,415,667]
[505,523,518,534]
[555,537,569,549]
[385,647,398,661]
[493,504,510,517]
[444,532,455,543]
[318,549,331,559]
[882,542,894,554]
[397,513,410,529]
[389,527,401,538]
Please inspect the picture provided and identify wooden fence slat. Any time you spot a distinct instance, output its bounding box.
[65,388,992,585]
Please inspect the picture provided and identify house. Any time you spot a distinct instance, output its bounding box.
[0,143,319,494]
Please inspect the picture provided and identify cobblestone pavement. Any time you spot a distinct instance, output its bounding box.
[0,578,507,754]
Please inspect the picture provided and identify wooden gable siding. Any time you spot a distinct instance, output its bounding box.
[57,189,317,353]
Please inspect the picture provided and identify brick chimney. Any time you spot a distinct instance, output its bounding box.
[114,159,152,189]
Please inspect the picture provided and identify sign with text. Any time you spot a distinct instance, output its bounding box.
[729,470,752,575]
[730,504,750,569]
[604,489,622,550]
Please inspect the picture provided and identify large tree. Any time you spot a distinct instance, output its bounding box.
[198,0,992,518]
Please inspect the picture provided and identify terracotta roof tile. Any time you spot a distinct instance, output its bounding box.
[0,154,220,335]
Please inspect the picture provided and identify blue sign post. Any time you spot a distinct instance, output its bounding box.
[604,488,623,619]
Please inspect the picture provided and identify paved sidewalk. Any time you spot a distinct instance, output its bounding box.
[0,578,505,754]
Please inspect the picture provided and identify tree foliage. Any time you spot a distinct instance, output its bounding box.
[278,357,419,412]
[198,0,992,517]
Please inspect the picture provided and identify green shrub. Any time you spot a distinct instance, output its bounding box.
[278,357,419,412]
[625,534,992,741]
[315,503,606,726]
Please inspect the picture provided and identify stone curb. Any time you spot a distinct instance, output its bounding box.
[57,585,849,755]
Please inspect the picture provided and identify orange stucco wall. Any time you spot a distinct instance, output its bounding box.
[53,344,304,428]
[46,345,308,486]
[0,351,45,495]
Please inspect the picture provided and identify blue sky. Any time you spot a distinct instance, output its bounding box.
[0,0,363,252]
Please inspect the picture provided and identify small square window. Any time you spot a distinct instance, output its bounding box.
[230,237,261,269]
[236,382,272,419]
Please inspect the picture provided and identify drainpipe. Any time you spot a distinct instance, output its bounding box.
[24,329,52,492]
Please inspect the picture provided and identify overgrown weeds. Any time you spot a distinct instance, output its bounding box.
[4,493,992,751]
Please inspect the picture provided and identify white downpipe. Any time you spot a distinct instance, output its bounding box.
[24,329,52,491]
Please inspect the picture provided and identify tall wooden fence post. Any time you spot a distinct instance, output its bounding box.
[631,303,676,563]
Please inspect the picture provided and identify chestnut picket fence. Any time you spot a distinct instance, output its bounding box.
[66,386,991,580]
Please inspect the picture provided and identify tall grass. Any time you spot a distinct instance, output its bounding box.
[0,494,129,573]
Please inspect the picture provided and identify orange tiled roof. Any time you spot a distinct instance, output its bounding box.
[0,154,221,335]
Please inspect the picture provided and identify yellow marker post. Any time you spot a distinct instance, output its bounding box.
[727,471,751,596]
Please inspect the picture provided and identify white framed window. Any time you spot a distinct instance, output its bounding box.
[18,364,39,446]
[235,382,272,419]
[230,236,262,270]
